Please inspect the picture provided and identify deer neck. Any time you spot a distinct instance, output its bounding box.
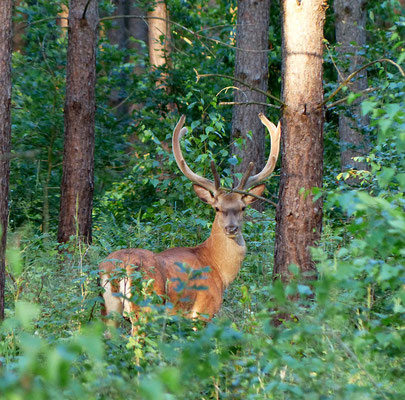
[200,214,246,288]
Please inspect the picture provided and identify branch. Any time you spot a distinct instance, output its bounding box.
[99,15,271,53]
[325,87,378,109]
[221,187,277,207]
[14,17,68,35]
[0,150,40,161]
[220,101,281,109]
[329,330,390,400]
[16,14,273,55]
[320,58,405,108]
[195,70,285,106]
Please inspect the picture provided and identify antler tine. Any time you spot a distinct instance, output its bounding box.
[210,160,221,191]
[243,113,281,190]
[236,161,255,190]
[172,115,218,193]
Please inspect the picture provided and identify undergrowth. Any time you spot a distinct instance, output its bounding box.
[1,196,404,399]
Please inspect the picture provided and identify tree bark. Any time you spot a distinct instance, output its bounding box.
[12,0,25,52]
[334,0,369,175]
[148,0,170,70]
[58,0,98,245]
[274,0,326,282]
[231,0,271,195]
[0,0,13,320]
[107,0,148,114]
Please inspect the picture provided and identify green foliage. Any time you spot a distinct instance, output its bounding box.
[3,0,404,399]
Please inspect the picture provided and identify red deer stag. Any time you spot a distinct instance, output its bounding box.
[99,114,280,334]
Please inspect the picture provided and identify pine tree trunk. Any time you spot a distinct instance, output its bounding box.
[273,0,326,282]
[12,0,26,52]
[334,0,369,176]
[0,0,12,320]
[148,1,170,71]
[58,0,98,245]
[231,0,271,194]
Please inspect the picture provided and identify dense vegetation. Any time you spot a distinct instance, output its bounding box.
[1,0,404,398]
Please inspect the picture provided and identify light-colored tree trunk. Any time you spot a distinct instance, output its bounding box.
[334,0,369,176]
[0,0,13,319]
[231,0,271,198]
[273,0,326,284]
[58,3,69,30]
[148,0,170,86]
[58,0,98,245]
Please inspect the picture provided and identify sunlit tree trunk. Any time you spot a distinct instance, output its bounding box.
[0,0,13,320]
[58,3,69,30]
[274,0,326,283]
[58,0,98,245]
[231,0,271,197]
[148,0,170,81]
[334,0,369,177]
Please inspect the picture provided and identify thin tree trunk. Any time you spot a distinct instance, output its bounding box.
[0,0,13,320]
[148,0,170,71]
[12,0,25,52]
[58,3,69,29]
[107,0,148,114]
[273,0,326,282]
[334,0,369,176]
[58,0,98,245]
[231,0,270,198]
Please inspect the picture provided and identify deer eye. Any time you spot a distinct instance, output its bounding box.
[241,206,246,212]
[215,207,220,212]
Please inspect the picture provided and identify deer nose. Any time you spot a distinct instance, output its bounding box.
[225,225,239,236]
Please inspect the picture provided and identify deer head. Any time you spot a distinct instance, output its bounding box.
[172,114,281,239]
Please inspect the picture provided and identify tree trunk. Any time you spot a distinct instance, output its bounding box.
[12,0,25,52]
[58,3,69,30]
[107,0,148,114]
[148,0,170,71]
[0,0,12,320]
[273,0,326,282]
[231,0,271,196]
[57,0,98,245]
[334,0,369,175]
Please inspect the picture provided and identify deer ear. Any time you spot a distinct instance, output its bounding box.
[193,184,215,204]
[243,184,265,204]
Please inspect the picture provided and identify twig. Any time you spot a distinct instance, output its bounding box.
[14,17,68,34]
[330,330,390,400]
[16,13,272,54]
[195,70,285,106]
[0,150,40,161]
[220,101,281,109]
[320,58,405,108]
[326,87,378,109]
[99,15,270,53]
[325,41,345,82]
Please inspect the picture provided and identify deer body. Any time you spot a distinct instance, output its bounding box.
[99,114,280,333]
[99,211,246,324]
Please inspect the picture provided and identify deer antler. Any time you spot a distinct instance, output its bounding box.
[173,114,280,193]
[240,113,281,190]
[235,161,255,191]
[172,115,219,193]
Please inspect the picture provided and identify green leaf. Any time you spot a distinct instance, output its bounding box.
[15,301,40,329]
[361,100,377,116]
[377,167,395,188]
